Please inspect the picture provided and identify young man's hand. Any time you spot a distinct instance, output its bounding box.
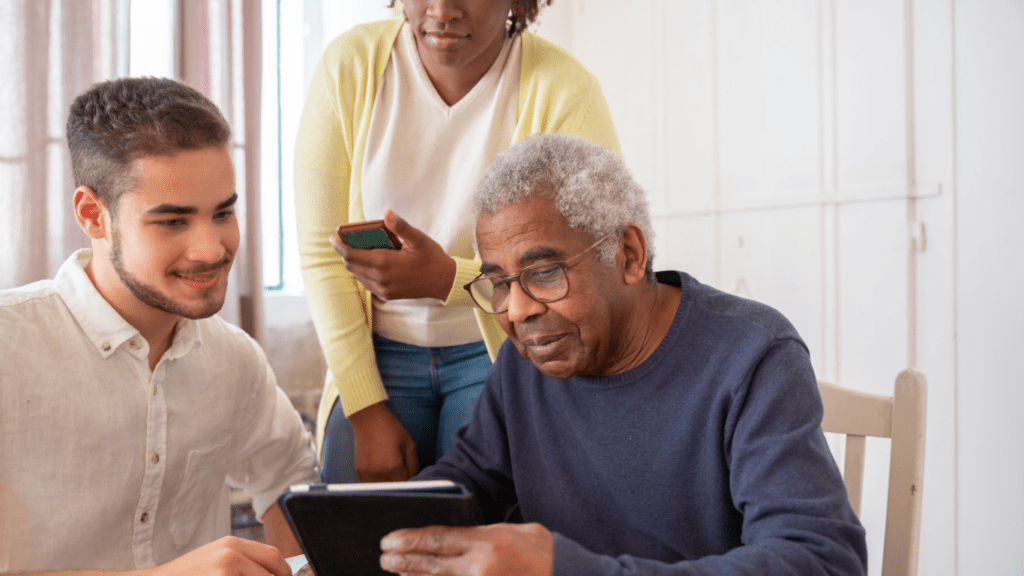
[20,536,293,576]
[145,536,292,576]
[379,523,554,576]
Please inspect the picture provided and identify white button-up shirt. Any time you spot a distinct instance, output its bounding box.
[0,250,319,572]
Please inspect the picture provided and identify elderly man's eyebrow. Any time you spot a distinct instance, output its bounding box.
[520,247,564,265]
[480,262,502,275]
[480,246,567,276]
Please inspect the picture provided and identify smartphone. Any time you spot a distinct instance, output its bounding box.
[336,220,402,250]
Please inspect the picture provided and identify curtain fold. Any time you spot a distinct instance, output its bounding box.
[180,0,264,342]
[1,0,107,289]
[20,0,52,287]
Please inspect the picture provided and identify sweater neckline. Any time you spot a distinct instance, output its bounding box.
[570,271,691,389]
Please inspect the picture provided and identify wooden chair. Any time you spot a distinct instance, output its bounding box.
[817,368,927,576]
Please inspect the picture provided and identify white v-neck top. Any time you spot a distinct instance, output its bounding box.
[362,22,521,347]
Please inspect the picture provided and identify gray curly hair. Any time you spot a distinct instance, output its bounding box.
[473,133,655,283]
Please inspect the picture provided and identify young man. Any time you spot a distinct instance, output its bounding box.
[378,134,868,576]
[0,77,318,575]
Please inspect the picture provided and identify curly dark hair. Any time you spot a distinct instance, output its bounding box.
[66,76,231,216]
[388,0,554,36]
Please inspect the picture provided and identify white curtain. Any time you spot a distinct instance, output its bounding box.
[0,0,115,291]
[180,0,265,342]
[0,0,265,343]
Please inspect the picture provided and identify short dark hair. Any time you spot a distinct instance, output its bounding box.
[66,76,232,215]
[388,0,554,36]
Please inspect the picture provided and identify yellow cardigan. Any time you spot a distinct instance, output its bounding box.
[293,18,621,452]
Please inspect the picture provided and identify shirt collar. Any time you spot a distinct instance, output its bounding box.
[165,317,202,361]
[54,249,202,360]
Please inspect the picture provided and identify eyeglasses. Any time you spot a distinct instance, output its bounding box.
[463,231,616,314]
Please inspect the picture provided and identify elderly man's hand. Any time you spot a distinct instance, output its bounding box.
[379,523,554,576]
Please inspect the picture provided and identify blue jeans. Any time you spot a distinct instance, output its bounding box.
[321,334,491,483]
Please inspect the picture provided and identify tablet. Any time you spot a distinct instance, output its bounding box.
[277,480,481,576]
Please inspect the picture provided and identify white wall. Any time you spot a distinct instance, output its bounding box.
[532,1,1023,574]
[954,2,1024,574]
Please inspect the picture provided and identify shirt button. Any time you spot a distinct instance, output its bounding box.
[140,512,149,523]
[101,342,111,352]
[130,340,140,350]
[151,453,160,464]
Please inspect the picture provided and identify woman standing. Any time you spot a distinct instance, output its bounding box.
[295,0,620,483]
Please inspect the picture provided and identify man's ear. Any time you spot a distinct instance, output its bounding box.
[73,186,109,240]
[617,223,648,286]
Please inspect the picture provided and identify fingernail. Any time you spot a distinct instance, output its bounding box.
[380,553,397,570]
[380,534,398,550]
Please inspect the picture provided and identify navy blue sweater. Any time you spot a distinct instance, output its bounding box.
[419,271,867,575]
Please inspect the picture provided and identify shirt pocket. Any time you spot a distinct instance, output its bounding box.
[170,441,231,550]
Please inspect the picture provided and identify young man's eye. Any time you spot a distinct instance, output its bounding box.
[158,218,186,228]
[214,209,236,221]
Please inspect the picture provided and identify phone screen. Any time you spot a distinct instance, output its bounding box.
[340,228,398,249]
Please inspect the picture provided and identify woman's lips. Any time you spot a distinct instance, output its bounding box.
[424,31,468,50]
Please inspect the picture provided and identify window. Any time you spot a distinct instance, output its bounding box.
[261,0,397,292]
[129,0,175,78]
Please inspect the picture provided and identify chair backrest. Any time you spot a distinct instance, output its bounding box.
[817,368,927,576]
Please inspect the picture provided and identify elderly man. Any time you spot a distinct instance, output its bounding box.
[379,134,867,576]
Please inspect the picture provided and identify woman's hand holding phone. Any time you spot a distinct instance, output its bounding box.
[336,219,402,250]
[330,210,457,302]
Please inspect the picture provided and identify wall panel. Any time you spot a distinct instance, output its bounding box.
[834,0,908,189]
[954,2,1024,573]
[836,201,910,391]
[837,200,910,576]
[717,0,822,202]
[910,1,957,572]
[662,0,716,213]
[653,215,718,285]
[562,0,660,192]
[719,208,824,366]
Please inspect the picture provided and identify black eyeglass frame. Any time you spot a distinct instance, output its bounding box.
[463,231,617,314]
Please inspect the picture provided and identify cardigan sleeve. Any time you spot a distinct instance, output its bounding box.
[294,22,401,419]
